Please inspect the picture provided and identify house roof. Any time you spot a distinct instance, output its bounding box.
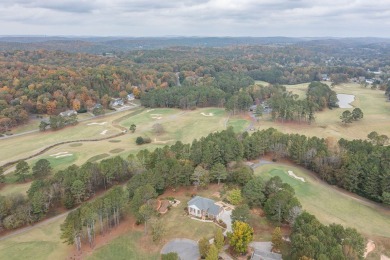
[251,249,282,260]
[187,196,221,216]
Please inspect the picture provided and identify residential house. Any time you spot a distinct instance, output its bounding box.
[110,98,124,107]
[127,94,135,101]
[59,110,77,117]
[187,196,222,219]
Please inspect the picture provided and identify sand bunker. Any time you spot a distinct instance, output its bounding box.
[364,240,375,258]
[151,114,162,119]
[50,152,69,157]
[55,154,73,158]
[146,109,155,112]
[100,130,108,135]
[201,112,214,117]
[287,170,305,182]
[50,151,73,158]
[87,122,107,126]
[381,254,390,260]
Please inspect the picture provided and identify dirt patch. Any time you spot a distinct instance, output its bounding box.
[364,240,376,258]
[158,200,171,214]
[381,254,390,260]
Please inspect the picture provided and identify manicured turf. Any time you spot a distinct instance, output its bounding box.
[227,118,251,132]
[87,232,160,260]
[255,163,390,238]
[0,182,31,196]
[258,82,390,140]
[0,215,70,260]
[87,153,110,163]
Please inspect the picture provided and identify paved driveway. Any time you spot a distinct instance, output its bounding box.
[219,208,232,235]
[161,238,200,260]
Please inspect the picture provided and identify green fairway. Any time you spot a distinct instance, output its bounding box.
[257,82,390,140]
[0,215,70,260]
[227,118,251,132]
[255,163,390,238]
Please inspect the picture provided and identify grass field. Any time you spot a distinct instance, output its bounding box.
[0,182,31,196]
[255,163,390,238]
[0,215,70,260]
[258,82,390,140]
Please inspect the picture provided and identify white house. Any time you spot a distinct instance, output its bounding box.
[187,196,222,219]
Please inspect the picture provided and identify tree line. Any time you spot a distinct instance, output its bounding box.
[1,126,388,233]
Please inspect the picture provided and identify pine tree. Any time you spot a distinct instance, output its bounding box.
[206,244,219,260]
[214,228,224,251]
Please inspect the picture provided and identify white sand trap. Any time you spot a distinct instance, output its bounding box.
[55,154,73,158]
[381,254,390,260]
[154,138,174,144]
[201,112,214,117]
[287,170,305,182]
[364,240,375,258]
[151,114,162,116]
[100,130,108,135]
[146,109,155,112]
[152,116,162,119]
[50,152,69,157]
[87,122,107,126]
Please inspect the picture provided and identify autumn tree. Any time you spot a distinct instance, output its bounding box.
[228,221,254,254]
[271,227,283,253]
[206,244,219,260]
[227,188,243,205]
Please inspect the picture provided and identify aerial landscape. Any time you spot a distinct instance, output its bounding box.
[0,1,389,260]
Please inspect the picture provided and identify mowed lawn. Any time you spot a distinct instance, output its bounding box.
[257,82,390,140]
[88,187,222,259]
[255,163,390,238]
[0,215,70,260]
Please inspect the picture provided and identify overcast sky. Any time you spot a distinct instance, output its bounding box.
[0,0,389,37]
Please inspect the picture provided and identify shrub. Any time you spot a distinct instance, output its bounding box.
[136,136,144,145]
[161,252,179,260]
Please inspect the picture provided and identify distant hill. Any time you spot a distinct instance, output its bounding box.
[0,36,389,54]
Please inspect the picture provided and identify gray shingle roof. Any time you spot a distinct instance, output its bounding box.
[187,196,221,216]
